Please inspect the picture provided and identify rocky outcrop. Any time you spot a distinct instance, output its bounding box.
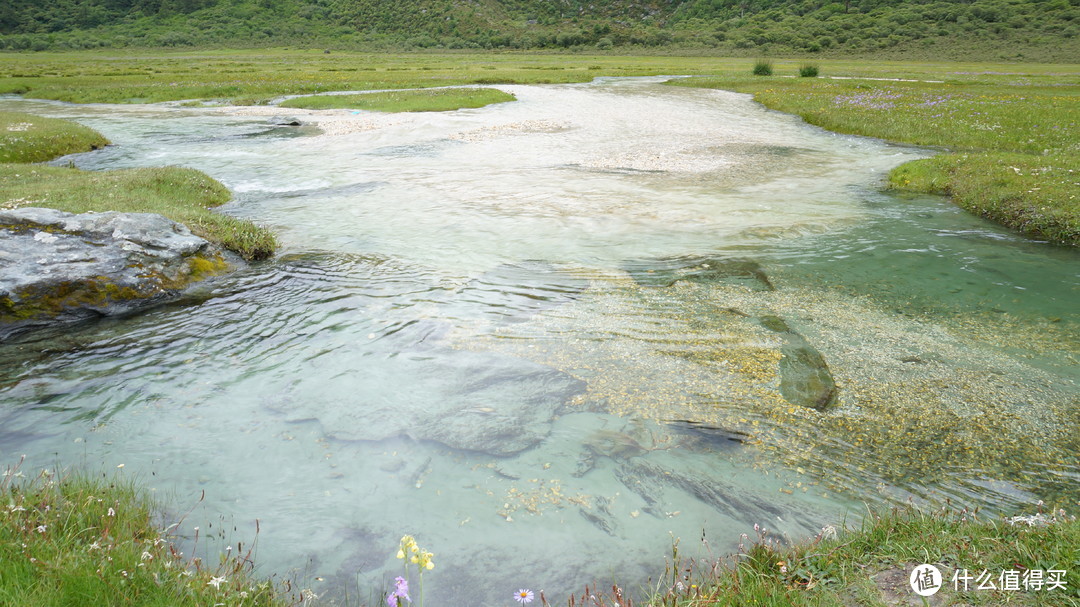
[0,207,231,340]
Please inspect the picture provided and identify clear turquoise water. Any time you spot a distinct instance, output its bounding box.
[1,78,1076,605]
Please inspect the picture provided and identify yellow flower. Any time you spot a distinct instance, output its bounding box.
[396,550,405,559]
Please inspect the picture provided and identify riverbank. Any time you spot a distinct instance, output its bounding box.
[634,503,1080,607]
[4,463,1076,607]
[669,67,1079,245]
[0,111,276,260]
[0,460,301,606]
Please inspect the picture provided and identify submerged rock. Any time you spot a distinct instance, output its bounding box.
[270,347,587,456]
[758,314,838,411]
[0,207,231,340]
[624,256,774,291]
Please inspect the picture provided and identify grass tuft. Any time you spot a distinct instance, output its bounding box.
[799,65,820,78]
[279,87,516,112]
[752,60,773,76]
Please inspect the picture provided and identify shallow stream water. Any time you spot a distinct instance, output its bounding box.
[1,78,1077,605]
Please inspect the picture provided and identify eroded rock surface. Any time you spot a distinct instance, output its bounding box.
[0,207,229,340]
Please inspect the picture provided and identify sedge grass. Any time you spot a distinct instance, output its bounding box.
[0,163,277,260]
[0,459,298,607]
[281,87,516,112]
[671,74,1080,245]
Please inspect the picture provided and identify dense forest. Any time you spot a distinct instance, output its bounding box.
[1,0,1077,59]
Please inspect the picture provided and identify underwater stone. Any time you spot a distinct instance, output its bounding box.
[0,207,229,340]
[757,314,838,411]
[624,256,775,291]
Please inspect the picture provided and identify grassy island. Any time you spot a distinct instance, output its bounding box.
[0,111,277,260]
[280,87,516,112]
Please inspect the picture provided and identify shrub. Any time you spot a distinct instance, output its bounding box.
[752,59,773,76]
[799,64,820,77]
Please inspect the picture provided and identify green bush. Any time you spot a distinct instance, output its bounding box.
[799,64,820,77]
[752,59,773,75]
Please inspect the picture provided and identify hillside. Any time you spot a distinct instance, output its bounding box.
[1,0,1078,60]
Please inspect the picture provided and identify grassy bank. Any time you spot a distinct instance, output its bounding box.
[671,69,1080,245]
[280,87,516,112]
[0,460,299,607]
[0,111,276,260]
[633,504,1080,607]
[4,462,1077,607]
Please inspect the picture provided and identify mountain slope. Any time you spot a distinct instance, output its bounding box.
[0,0,1077,60]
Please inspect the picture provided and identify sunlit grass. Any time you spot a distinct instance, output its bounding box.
[0,111,110,163]
[281,87,516,112]
[0,163,277,260]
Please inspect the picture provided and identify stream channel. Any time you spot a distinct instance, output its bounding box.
[1,77,1077,605]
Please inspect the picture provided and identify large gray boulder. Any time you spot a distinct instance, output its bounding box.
[0,207,230,340]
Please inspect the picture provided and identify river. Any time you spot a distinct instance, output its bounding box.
[1,77,1077,605]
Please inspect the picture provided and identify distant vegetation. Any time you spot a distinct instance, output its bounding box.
[1,0,1078,61]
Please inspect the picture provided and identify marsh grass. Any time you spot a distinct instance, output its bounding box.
[637,504,1080,607]
[752,60,774,76]
[0,163,277,260]
[673,74,1080,244]
[0,458,299,607]
[281,87,516,112]
[799,65,820,78]
[0,111,109,163]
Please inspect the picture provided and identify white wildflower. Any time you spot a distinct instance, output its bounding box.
[208,576,226,588]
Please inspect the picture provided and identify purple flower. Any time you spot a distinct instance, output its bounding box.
[387,576,411,606]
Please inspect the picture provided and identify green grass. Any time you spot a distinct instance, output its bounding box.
[0,111,110,163]
[280,87,516,112]
[631,505,1080,607]
[672,72,1080,245]
[0,164,277,260]
[0,460,299,607]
